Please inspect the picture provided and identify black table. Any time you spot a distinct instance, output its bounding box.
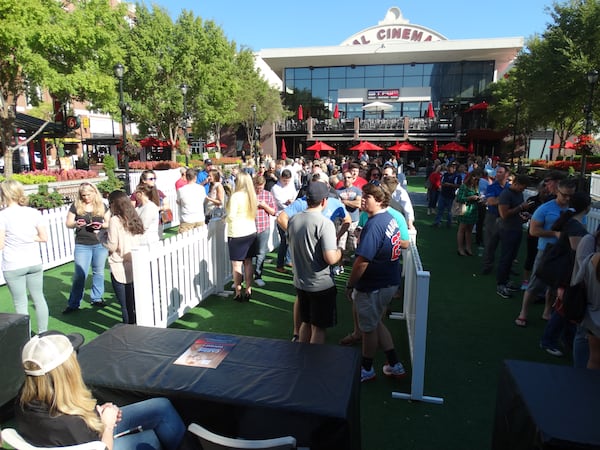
[492,359,600,450]
[78,324,361,450]
[0,313,29,413]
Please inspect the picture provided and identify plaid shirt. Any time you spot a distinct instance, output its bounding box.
[255,189,276,233]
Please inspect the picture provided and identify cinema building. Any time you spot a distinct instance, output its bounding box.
[255,7,524,159]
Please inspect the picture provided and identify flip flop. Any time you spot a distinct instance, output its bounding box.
[515,317,528,327]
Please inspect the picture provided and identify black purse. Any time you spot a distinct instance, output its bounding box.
[562,280,587,322]
[535,232,574,288]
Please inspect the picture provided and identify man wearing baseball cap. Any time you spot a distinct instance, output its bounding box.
[196,159,213,194]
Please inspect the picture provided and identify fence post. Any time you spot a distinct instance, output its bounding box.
[132,245,157,327]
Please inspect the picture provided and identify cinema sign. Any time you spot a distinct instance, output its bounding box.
[342,24,446,46]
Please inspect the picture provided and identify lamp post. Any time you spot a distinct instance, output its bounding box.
[251,104,257,162]
[180,83,189,166]
[511,100,521,170]
[113,63,130,194]
[581,69,599,189]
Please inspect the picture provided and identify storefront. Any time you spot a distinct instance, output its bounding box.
[256,7,524,159]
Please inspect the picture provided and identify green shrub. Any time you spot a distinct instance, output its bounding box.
[28,185,65,209]
[96,155,123,196]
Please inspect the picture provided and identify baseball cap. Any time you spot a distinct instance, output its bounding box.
[204,159,213,166]
[544,170,565,182]
[22,331,84,376]
[306,181,329,203]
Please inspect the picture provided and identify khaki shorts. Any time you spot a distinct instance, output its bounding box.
[353,285,399,333]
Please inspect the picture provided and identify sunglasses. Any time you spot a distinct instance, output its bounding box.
[145,177,156,181]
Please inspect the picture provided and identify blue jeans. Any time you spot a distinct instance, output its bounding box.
[3,264,48,333]
[496,228,522,286]
[434,195,453,225]
[111,273,135,324]
[67,243,108,309]
[114,398,185,450]
[541,309,575,351]
[276,223,288,268]
[573,324,590,368]
[254,228,270,279]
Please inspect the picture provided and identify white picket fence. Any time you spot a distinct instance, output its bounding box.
[131,219,232,327]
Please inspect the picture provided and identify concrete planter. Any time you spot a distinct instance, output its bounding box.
[23,177,107,202]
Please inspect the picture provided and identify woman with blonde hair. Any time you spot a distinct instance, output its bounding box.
[0,179,49,334]
[16,332,185,450]
[226,171,258,302]
[64,183,110,313]
[101,191,144,324]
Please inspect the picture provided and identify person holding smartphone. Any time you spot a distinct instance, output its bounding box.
[63,183,110,313]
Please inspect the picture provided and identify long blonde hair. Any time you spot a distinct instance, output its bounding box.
[74,183,105,217]
[227,171,257,220]
[0,179,29,206]
[20,353,103,434]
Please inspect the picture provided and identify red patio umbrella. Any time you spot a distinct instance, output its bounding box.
[426,102,435,119]
[298,105,304,121]
[468,140,474,153]
[464,101,489,113]
[387,141,422,152]
[306,141,334,161]
[432,139,439,160]
[205,142,228,148]
[439,142,469,152]
[280,140,287,160]
[333,104,339,119]
[139,137,164,147]
[549,141,575,149]
[350,140,383,152]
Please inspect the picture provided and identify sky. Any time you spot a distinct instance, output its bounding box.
[148,0,555,51]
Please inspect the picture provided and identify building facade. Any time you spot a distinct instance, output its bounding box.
[256,7,524,159]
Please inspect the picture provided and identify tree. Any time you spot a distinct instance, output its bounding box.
[0,0,128,176]
[488,0,600,155]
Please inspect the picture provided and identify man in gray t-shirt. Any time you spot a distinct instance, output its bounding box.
[288,181,342,344]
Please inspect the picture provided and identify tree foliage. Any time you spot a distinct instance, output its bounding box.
[488,0,600,149]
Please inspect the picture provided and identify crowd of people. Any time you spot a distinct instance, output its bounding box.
[425,155,600,369]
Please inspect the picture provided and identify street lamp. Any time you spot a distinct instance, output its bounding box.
[581,69,599,189]
[180,83,189,166]
[113,63,130,194]
[511,100,521,170]
[251,104,257,162]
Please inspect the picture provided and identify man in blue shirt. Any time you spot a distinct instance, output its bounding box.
[432,162,462,227]
[515,178,577,327]
[481,165,509,274]
[195,159,213,194]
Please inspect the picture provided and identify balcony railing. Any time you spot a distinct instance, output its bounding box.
[276,117,455,133]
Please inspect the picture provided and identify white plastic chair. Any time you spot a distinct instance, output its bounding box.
[187,423,300,450]
[1,428,105,450]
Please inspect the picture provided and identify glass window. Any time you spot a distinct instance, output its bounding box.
[403,76,423,87]
[330,78,346,89]
[311,79,328,101]
[365,65,384,77]
[347,104,363,119]
[330,67,346,78]
[346,78,365,88]
[422,64,434,77]
[284,68,294,83]
[294,79,311,92]
[347,65,364,78]
[295,68,312,79]
[402,102,421,118]
[385,65,403,76]
[312,67,328,79]
[365,78,384,89]
[383,76,402,88]
[404,64,422,77]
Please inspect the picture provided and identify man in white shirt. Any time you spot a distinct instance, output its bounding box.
[177,168,206,234]
[271,169,298,272]
[382,165,415,230]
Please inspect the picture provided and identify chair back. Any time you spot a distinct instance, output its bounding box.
[187,423,296,450]
[1,428,105,450]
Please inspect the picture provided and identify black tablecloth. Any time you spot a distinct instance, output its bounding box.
[0,313,29,412]
[78,324,361,450]
[492,359,600,450]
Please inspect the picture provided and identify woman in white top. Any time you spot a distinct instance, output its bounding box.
[0,180,49,333]
[226,172,258,302]
[100,190,144,324]
[134,184,160,245]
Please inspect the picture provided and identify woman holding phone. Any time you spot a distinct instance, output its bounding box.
[63,183,110,313]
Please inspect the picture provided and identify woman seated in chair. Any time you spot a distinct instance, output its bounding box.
[16,332,186,450]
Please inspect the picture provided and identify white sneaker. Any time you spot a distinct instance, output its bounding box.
[361,367,376,382]
[255,278,266,287]
[332,265,344,276]
[383,362,406,378]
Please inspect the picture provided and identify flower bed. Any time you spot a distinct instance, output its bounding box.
[530,159,600,172]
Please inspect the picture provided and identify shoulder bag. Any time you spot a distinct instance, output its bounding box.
[534,232,574,288]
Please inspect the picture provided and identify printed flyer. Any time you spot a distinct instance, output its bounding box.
[174,334,239,369]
